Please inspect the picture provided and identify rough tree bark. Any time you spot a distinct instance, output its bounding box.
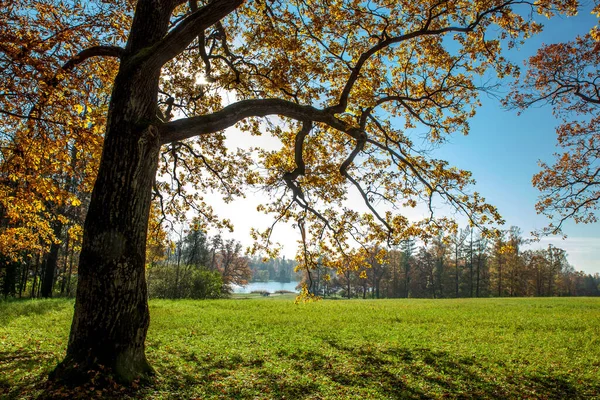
[52,0,244,383]
[51,0,170,383]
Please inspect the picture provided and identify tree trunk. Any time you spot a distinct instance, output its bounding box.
[2,261,17,298]
[66,246,75,297]
[469,232,473,298]
[37,273,42,297]
[19,260,29,297]
[437,256,444,298]
[41,221,63,298]
[31,254,40,298]
[51,0,171,382]
[51,91,160,382]
[346,272,351,298]
[476,255,481,298]
[175,241,182,298]
[60,232,70,295]
[455,247,459,298]
[498,260,503,297]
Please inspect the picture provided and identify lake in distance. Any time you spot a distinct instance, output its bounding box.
[231,281,300,293]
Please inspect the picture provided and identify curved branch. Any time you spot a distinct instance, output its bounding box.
[61,45,124,72]
[0,108,66,125]
[328,0,519,114]
[283,121,311,185]
[140,0,244,70]
[573,87,600,105]
[278,122,348,253]
[340,133,394,237]
[158,98,349,144]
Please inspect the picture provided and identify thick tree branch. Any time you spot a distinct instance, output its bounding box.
[281,122,310,207]
[141,0,244,70]
[573,87,600,105]
[283,121,311,186]
[158,99,349,144]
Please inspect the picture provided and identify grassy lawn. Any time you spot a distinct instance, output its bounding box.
[1,297,599,399]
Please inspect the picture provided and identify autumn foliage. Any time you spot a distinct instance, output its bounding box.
[509,21,600,234]
[0,0,589,384]
[0,0,127,259]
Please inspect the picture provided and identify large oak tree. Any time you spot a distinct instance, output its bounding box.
[3,0,578,384]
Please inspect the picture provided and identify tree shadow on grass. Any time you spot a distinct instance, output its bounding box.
[2,344,598,399]
[158,351,323,399]
[306,340,598,399]
[0,351,56,399]
[151,343,599,399]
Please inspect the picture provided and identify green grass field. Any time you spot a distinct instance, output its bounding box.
[1,297,599,399]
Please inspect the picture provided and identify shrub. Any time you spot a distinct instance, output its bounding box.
[147,263,225,299]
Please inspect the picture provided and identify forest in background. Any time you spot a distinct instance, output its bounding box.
[305,227,600,299]
[2,214,598,300]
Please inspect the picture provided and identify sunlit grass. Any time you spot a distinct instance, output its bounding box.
[1,297,599,399]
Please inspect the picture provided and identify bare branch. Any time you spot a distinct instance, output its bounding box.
[337,128,394,240]
[0,108,66,125]
[61,45,124,72]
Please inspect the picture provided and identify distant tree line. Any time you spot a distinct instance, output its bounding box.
[248,257,301,283]
[303,226,600,299]
[145,223,306,299]
[2,219,598,300]
[0,203,302,299]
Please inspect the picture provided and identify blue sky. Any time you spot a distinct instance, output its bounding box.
[433,5,600,274]
[213,4,600,274]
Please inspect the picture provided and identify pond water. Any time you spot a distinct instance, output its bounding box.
[231,281,301,293]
